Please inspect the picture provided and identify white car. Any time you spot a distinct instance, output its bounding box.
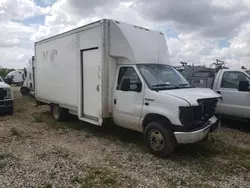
[0,76,14,115]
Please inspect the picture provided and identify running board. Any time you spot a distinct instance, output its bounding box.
[79,117,102,126]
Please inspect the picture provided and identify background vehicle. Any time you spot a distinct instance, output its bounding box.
[0,76,14,115]
[5,70,24,86]
[20,56,35,96]
[177,60,250,120]
[34,19,220,157]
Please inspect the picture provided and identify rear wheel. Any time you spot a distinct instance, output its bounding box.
[20,87,29,96]
[51,104,68,121]
[144,121,176,157]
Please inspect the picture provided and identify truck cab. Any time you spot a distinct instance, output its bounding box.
[113,63,221,157]
[213,69,250,119]
[0,76,14,115]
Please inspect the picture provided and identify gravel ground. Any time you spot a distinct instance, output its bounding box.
[0,87,249,188]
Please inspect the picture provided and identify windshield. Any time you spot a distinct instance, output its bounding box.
[137,64,191,90]
[246,70,250,76]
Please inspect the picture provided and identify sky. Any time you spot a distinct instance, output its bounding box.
[0,0,250,69]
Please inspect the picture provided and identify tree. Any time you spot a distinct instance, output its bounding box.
[0,68,15,78]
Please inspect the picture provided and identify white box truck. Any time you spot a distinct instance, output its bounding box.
[35,19,221,157]
[21,56,35,96]
[0,76,14,115]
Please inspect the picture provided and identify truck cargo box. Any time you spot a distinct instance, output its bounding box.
[35,19,169,125]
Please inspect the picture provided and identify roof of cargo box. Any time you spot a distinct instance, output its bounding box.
[35,19,103,45]
[35,19,171,65]
[109,20,170,65]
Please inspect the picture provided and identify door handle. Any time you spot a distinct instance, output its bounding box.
[216,91,221,94]
[114,99,116,105]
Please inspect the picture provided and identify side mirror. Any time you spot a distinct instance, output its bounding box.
[121,78,130,91]
[238,81,249,92]
[121,78,142,92]
[135,82,142,92]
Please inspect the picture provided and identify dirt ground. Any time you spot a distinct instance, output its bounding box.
[0,87,249,188]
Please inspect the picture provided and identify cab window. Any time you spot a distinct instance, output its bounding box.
[117,67,142,92]
[221,71,250,89]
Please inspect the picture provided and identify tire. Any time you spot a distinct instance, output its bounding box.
[144,121,176,157]
[51,104,67,121]
[7,107,14,115]
[20,87,29,96]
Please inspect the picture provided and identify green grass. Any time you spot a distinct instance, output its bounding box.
[32,113,44,123]
[14,106,26,113]
[0,153,15,169]
[71,167,119,188]
[0,153,14,160]
[171,138,250,183]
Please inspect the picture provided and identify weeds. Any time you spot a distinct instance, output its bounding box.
[10,127,21,136]
[0,153,15,170]
[0,153,14,160]
[72,167,119,188]
[14,106,26,113]
[32,113,44,123]
[38,183,52,188]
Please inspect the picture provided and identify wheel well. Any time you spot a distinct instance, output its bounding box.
[143,114,172,130]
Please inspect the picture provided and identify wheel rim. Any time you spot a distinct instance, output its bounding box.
[148,129,164,151]
[53,106,60,119]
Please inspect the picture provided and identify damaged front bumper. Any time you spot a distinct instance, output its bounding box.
[174,116,220,144]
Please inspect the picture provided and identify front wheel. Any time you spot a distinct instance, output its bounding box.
[144,121,177,157]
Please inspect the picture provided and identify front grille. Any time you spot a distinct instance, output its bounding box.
[0,89,7,100]
[0,100,13,106]
[195,98,218,122]
[179,98,218,131]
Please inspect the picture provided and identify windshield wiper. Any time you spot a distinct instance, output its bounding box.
[151,83,180,90]
[178,83,194,88]
[178,83,189,86]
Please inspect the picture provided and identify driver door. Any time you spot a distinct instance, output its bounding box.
[113,66,144,131]
[216,71,250,118]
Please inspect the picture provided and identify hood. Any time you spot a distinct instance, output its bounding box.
[159,88,221,106]
[0,82,10,89]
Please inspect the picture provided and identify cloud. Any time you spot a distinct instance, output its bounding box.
[0,0,51,21]
[0,21,36,68]
[0,47,33,68]
[1,0,250,69]
[136,0,250,38]
[167,21,250,68]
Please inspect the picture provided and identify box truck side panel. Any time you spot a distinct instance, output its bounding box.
[35,23,104,125]
[35,33,78,110]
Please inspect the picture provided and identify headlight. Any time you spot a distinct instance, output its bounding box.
[5,88,13,99]
[179,106,195,125]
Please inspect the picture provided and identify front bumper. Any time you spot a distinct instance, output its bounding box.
[0,99,13,113]
[174,116,220,144]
